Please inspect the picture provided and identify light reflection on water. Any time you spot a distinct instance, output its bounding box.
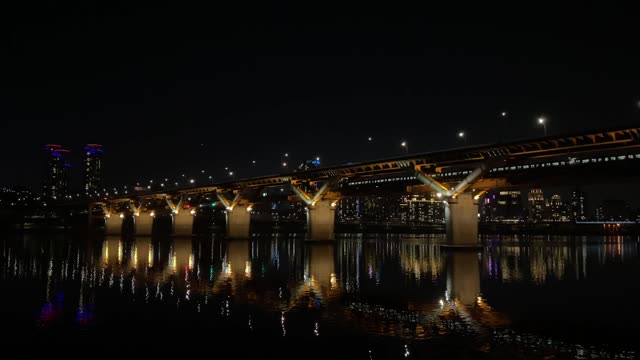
[0,232,639,358]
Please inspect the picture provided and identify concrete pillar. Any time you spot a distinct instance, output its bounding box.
[134,213,154,236]
[172,210,194,237]
[445,193,478,246]
[307,199,336,241]
[447,251,480,306]
[105,214,124,235]
[226,205,251,239]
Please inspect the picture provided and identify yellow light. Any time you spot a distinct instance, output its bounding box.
[331,201,338,207]
[330,273,337,288]
[245,261,252,278]
[133,245,138,268]
[246,206,253,212]
[119,213,124,219]
[134,212,140,216]
[150,211,155,217]
[190,209,196,215]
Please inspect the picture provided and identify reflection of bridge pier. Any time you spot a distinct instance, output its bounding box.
[447,250,481,306]
[306,243,336,287]
[226,239,251,279]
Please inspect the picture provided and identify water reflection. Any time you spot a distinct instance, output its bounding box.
[0,233,638,358]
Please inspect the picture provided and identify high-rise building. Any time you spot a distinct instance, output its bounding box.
[42,144,71,200]
[399,193,445,223]
[83,144,103,197]
[596,200,634,221]
[570,189,587,222]
[495,190,523,221]
[549,194,570,222]
[528,189,545,222]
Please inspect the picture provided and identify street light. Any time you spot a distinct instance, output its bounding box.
[368,136,373,142]
[458,131,467,144]
[501,111,507,117]
[401,141,408,154]
[537,117,547,136]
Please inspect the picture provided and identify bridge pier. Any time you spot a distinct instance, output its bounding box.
[172,210,194,237]
[226,205,251,239]
[307,199,336,241]
[105,213,124,235]
[444,193,479,247]
[134,213,154,236]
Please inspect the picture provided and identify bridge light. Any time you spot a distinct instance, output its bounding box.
[189,179,195,184]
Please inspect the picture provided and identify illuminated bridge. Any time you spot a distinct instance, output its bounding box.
[93,125,640,244]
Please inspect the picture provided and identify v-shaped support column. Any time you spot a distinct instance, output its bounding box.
[414,164,489,247]
[130,201,153,236]
[166,196,194,237]
[291,182,338,241]
[218,190,252,239]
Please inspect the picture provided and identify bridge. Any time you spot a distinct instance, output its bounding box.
[92,125,640,244]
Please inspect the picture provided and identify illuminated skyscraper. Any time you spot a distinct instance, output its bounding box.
[528,189,545,222]
[83,144,103,197]
[570,189,587,222]
[42,144,71,200]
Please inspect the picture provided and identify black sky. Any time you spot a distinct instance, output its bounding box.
[2,2,640,194]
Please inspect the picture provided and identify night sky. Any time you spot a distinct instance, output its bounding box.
[2,2,640,200]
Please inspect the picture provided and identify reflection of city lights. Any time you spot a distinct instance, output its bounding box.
[188,254,194,270]
[117,241,122,264]
[133,245,138,268]
[245,261,252,278]
[439,299,444,308]
[103,240,109,264]
[148,244,153,268]
[330,273,337,288]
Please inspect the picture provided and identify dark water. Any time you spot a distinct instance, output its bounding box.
[1,232,639,359]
